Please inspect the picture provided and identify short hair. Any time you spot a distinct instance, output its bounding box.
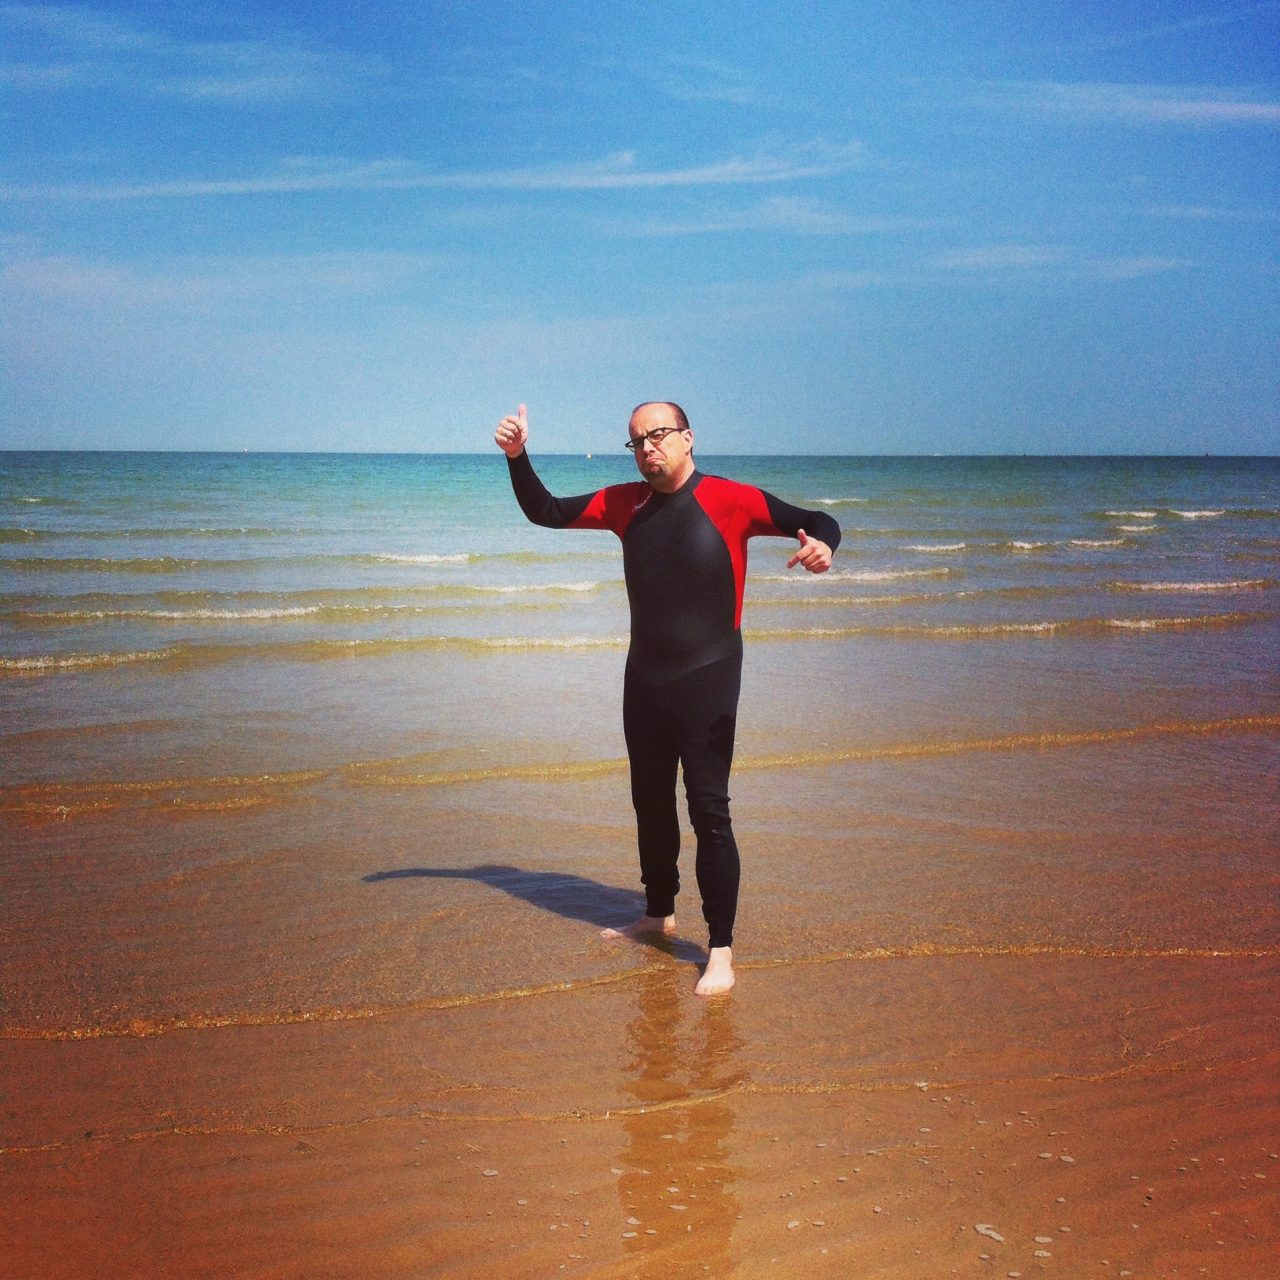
[631,401,689,432]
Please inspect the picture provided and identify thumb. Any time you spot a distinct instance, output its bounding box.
[797,528,808,545]
[517,403,527,431]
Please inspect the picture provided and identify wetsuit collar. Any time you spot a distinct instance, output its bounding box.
[647,468,700,498]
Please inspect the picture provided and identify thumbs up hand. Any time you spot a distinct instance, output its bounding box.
[495,403,529,458]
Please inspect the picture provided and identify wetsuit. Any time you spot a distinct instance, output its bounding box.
[507,451,841,948]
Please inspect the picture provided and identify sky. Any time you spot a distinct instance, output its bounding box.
[1,1,1277,455]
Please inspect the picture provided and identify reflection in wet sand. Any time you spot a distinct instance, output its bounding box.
[616,962,744,1276]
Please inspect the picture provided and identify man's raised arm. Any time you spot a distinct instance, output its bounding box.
[494,403,597,529]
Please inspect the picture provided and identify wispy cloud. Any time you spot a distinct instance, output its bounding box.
[1,3,150,50]
[4,249,453,308]
[441,46,755,108]
[605,194,936,237]
[1145,204,1280,222]
[0,3,383,104]
[988,80,1280,126]
[798,245,1193,290]
[641,53,754,105]
[931,245,1193,279]
[2,142,867,201]
[1087,256,1197,280]
[694,244,1197,324]
[1033,1,1280,54]
[934,245,1067,271]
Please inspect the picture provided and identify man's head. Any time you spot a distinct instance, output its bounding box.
[628,401,694,493]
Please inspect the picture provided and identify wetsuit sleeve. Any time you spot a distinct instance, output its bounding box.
[506,450,597,528]
[757,491,842,551]
[505,450,640,534]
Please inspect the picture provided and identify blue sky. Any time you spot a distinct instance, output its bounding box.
[2,1,1277,454]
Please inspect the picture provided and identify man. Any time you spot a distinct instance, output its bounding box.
[495,401,840,995]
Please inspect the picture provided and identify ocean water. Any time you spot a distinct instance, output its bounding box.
[2,451,1277,784]
[3,451,1278,1278]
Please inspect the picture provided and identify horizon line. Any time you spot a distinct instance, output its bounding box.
[4,448,1275,460]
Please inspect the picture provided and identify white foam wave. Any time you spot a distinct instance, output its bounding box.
[752,621,1066,639]
[0,647,179,672]
[486,581,600,594]
[1070,538,1125,548]
[372,553,474,564]
[905,542,967,553]
[753,567,951,584]
[950,621,1061,634]
[1116,524,1158,533]
[479,634,627,649]
[1107,616,1198,629]
[846,568,951,581]
[41,606,325,621]
[1105,510,1156,518]
[1170,509,1225,519]
[1112,579,1269,593]
[1008,541,1050,552]
[815,496,869,506]
[751,613,1254,640]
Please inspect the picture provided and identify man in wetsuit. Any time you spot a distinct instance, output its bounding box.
[495,401,840,995]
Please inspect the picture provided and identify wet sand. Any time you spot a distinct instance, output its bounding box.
[3,722,1278,1278]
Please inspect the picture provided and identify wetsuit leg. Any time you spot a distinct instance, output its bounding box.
[624,655,743,948]
[623,661,681,919]
[672,654,742,950]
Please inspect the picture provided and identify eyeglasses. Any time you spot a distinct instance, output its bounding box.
[624,426,687,452]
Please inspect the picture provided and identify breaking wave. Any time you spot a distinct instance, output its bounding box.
[5,613,1262,679]
[1111,579,1273,594]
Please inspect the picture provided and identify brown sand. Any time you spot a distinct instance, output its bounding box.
[3,734,1278,1278]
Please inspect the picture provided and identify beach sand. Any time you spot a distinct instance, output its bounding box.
[3,725,1277,1278]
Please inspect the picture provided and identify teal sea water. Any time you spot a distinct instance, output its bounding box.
[2,450,1278,790]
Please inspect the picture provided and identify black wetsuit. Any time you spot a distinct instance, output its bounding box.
[507,451,841,948]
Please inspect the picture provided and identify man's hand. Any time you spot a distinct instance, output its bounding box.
[495,403,529,458]
[787,528,833,574]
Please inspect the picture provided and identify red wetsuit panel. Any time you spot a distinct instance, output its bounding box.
[691,475,783,630]
[567,481,652,539]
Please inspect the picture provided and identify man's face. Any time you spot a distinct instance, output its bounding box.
[628,403,693,490]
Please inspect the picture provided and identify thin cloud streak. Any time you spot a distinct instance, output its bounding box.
[990,80,1280,125]
[934,245,1067,271]
[684,247,1198,320]
[929,246,1193,280]
[2,143,867,201]
[640,52,755,105]
[1030,1,1280,54]
[0,3,150,50]
[1145,204,1280,222]
[800,247,1194,290]
[604,194,939,237]
[0,3,384,104]
[4,249,455,307]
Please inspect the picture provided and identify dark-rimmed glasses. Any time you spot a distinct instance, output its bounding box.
[624,426,687,452]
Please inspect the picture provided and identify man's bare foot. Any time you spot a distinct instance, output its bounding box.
[600,913,677,940]
[694,946,735,996]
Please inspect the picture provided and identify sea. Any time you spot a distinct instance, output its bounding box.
[2,451,1278,1278]
[3,451,1277,788]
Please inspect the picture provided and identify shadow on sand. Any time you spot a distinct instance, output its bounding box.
[363,863,707,964]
